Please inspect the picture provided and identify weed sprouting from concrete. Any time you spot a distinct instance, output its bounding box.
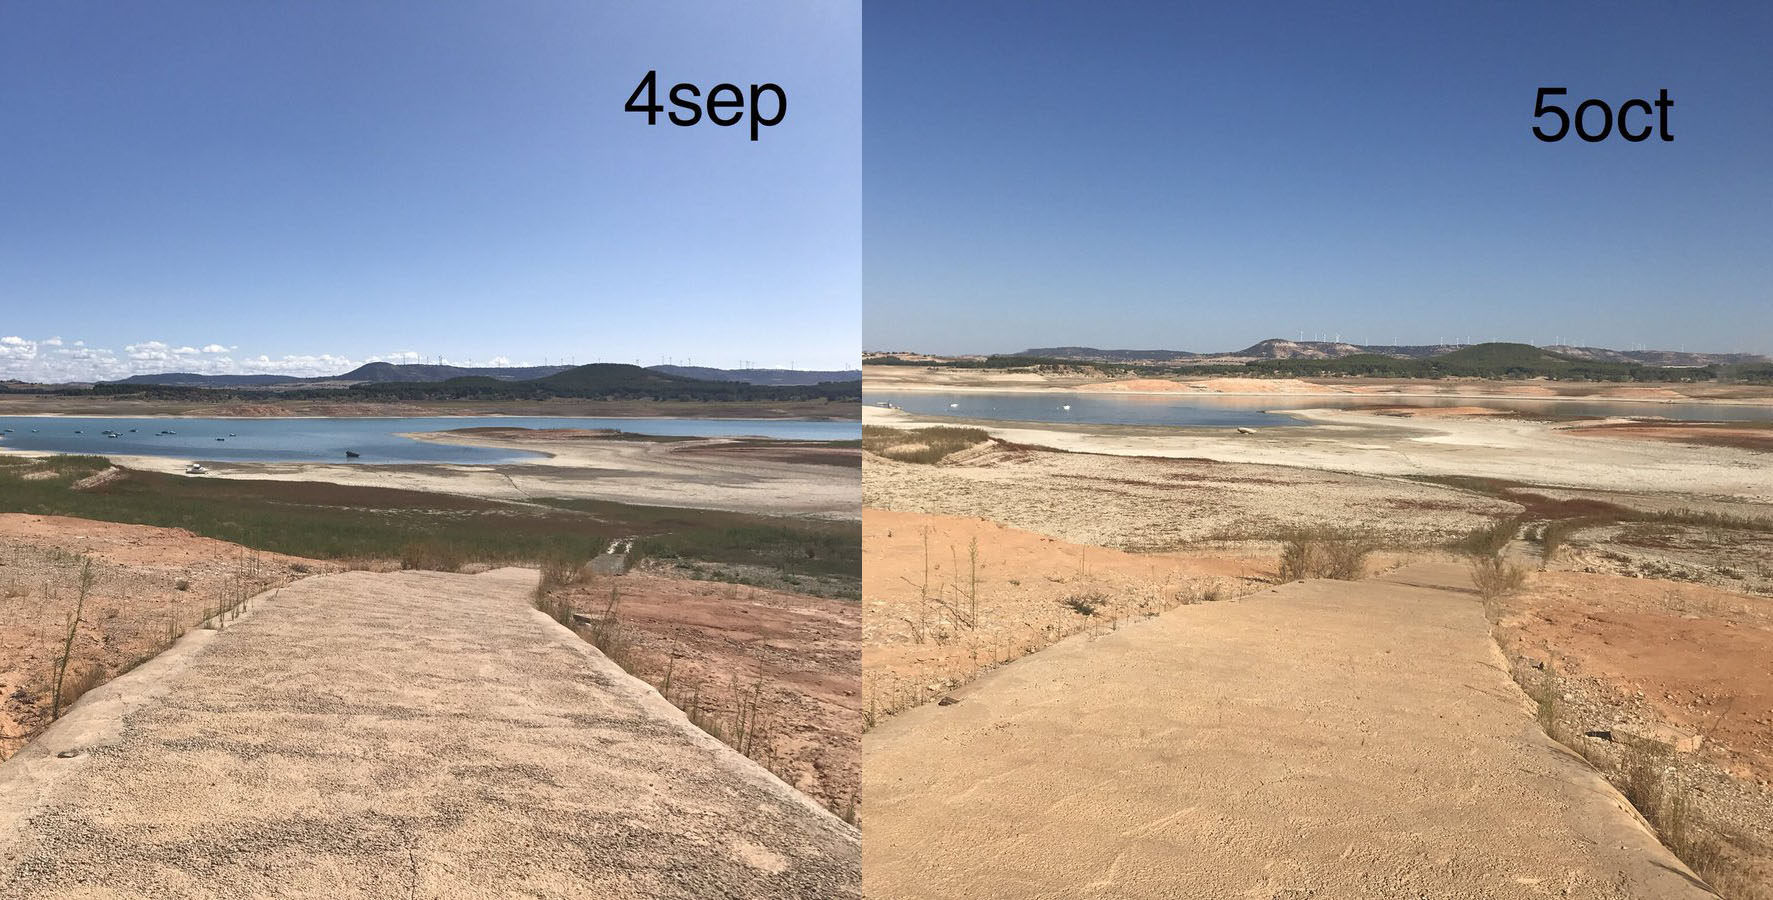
[50,557,94,719]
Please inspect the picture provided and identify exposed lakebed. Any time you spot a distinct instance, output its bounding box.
[866,391,1773,429]
[0,416,861,465]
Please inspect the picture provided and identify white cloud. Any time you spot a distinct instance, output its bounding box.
[0,335,529,383]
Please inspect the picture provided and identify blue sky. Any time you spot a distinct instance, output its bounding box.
[0,1,859,381]
[864,1,1773,355]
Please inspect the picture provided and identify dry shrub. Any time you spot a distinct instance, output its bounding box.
[1469,555,1530,600]
[1452,516,1521,558]
[398,541,467,572]
[55,662,105,713]
[1278,528,1378,581]
[537,557,587,593]
[579,587,635,672]
[1060,591,1104,617]
[861,425,990,464]
[1538,519,1582,566]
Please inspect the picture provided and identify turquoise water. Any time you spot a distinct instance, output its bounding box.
[0,416,860,464]
[866,391,1773,428]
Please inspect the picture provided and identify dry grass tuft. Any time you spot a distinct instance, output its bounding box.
[1451,516,1522,558]
[1277,527,1378,581]
[398,541,468,573]
[862,425,990,464]
[1469,555,1531,602]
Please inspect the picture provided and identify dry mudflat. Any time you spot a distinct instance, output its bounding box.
[864,439,1518,549]
[865,560,1713,900]
[71,429,861,520]
[0,566,859,899]
[864,404,1773,504]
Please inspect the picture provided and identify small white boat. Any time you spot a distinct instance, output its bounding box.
[949,402,959,408]
[185,463,208,475]
[1061,404,1071,410]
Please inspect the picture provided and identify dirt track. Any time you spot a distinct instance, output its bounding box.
[0,568,859,899]
[864,561,1713,899]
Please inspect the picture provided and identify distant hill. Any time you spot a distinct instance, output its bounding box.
[110,361,863,388]
[109,372,306,387]
[1022,340,1418,362]
[1342,344,1465,360]
[328,362,573,383]
[648,365,862,385]
[1230,339,1367,360]
[533,363,702,390]
[1245,342,1655,379]
[1013,339,1765,367]
[1432,343,1579,369]
[343,362,860,403]
[1543,346,1768,367]
[1021,347,1202,364]
[94,361,861,404]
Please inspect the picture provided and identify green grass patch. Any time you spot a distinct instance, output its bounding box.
[0,455,857,578]
[533,497,859,578]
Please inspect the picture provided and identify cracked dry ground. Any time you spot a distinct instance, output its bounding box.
[0,568,859,899]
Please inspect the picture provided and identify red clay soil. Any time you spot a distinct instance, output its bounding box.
[862,508,1270,727]
[1563,422,1773,452]
[675,444,862,467]
[0,514,328,760]
[546,569,860,815]
[1502,570,1773,783]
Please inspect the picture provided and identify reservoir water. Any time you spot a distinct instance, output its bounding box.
[0,416,860,465]
[865,391,1773,429]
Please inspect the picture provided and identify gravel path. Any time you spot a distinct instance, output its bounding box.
[0,568,859,899]
[863,561,1714,899]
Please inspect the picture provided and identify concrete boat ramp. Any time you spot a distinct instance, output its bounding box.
[864,561,1715,900]
[0,568,859,899]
